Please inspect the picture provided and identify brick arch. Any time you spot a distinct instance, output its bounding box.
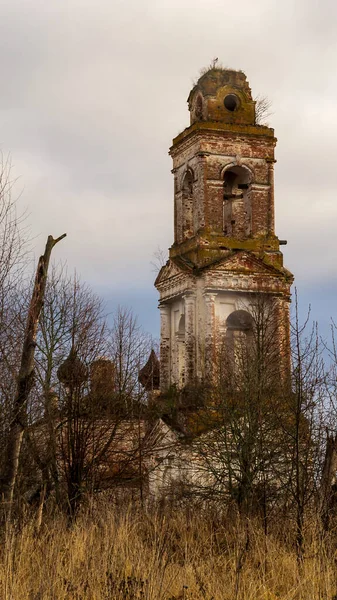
[180,166,195,191]
[220,162,254,183]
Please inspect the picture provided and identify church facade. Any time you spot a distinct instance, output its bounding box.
[155,68,293,390]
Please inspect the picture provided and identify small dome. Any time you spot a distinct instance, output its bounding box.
[188,67,255,126]
[57,348,88,387]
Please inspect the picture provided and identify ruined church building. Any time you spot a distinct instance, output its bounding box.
[155,68,293,390]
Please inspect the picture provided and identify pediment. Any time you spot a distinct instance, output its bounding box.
[207,251,283,277]
[155,258,193,287]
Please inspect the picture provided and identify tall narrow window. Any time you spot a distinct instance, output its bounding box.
[182,170,194,240]
[223,166,252,238]
[225,310,254,370]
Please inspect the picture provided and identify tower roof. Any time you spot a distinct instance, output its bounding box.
[138,349,160,391]
[188,67,256,126]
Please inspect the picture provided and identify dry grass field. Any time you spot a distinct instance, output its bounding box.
[0,504,336,600]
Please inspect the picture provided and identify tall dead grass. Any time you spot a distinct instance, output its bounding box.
[0,503,336,599]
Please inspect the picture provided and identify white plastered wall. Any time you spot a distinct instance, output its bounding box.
[165,286,255,386]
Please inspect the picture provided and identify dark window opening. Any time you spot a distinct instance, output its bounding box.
[227,310,254,332]
[224,94,239,112]
[223,166,252,238]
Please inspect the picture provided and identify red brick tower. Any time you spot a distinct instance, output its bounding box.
[155,68,293,391]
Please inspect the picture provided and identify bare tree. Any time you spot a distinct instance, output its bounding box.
[109,305,152,410]
[0,234,66,519]
[25,283,156,517]
[26,270,108,514]
[317,320,337,529]
[188,296,285,518]
[167,292,327,562]
[268,292,326,561]
[318,430,337,530]
[0,153,27,301]
[0,155,28,447]
[150,246,167,274]
[254,95,273,126]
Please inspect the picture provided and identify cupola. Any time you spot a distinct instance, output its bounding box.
[188,68,256,126]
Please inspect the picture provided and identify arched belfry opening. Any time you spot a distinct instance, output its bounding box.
[182,170,194,240]
[223,166,252,238]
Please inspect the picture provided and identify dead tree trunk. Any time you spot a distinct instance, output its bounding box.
[319,430,337,530]
[1,234,66,517]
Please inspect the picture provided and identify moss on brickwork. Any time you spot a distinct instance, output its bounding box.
[170,231,281,257]
[172,121,275,150]
[168,233,293,282]
[188,68,257,127]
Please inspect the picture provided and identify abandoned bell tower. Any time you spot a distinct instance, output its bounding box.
[155,68,293,391]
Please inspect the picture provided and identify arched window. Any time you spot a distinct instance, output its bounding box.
[182,170,194,240]
[223,166,252,238]
[226,310,254,366]
[226,309,254,332]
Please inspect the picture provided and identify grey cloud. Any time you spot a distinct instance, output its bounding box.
[0,0,335,332]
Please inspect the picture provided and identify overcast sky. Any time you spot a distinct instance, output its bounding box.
[0,0,336,338]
